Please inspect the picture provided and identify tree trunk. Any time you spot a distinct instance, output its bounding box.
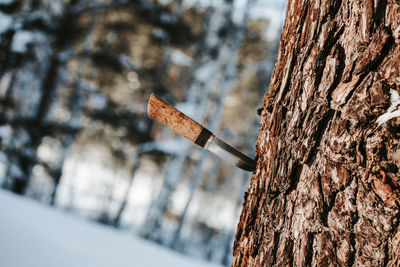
[233,0,400,266]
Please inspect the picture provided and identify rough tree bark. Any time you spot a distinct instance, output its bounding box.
[233,0,400,266]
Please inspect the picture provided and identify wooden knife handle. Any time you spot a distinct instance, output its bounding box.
[148,93,204,143]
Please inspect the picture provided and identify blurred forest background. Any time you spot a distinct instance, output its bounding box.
[0,0,286,265]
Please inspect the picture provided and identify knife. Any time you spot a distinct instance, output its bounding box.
[147,93,256,172]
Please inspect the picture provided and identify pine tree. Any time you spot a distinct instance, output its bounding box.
[233,0,400,265]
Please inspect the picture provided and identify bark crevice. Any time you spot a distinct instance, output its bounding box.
[327,44,346,103]
[348,232,356,267]
[305,109,335,166]
[370,0,387,33]
[284,162,303,195]
[314,24,344,91]
[305,232,315,267]
[383,241,389,267]
[357,27,394,75]
[271,231,281,266]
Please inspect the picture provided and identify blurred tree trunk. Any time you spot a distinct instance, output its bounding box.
[233,0,400,266]
[10,55,60,195]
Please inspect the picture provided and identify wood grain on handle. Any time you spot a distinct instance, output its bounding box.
[148,93,203,143]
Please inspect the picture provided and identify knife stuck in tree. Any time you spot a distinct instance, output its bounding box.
[147,93,256,172]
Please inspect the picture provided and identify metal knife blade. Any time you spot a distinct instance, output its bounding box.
[147,93,256,172]
[205,135,256,171]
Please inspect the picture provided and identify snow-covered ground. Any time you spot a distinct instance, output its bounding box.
[0,189,222,267]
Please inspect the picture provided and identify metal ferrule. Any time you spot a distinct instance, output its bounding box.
[194,127,256,172]
[194,127,214,148]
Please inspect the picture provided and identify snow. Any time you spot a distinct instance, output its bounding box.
[0,12,12,34]
[0,124,12,145]
[376,89,400,126]
[0,0,15,4]
[0,71,13,97]
[140,139,190,155]
[41,0,64,16]
[87,93,108,110]
[11,31,35,53]
[250,0,287,40]
[180,0,287,40]
[171,50,192,66]
[232,0,248,24]
[127,71,140,90]
[0,189,221,267]
[175,101,199,118]
[195,62,218,83]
